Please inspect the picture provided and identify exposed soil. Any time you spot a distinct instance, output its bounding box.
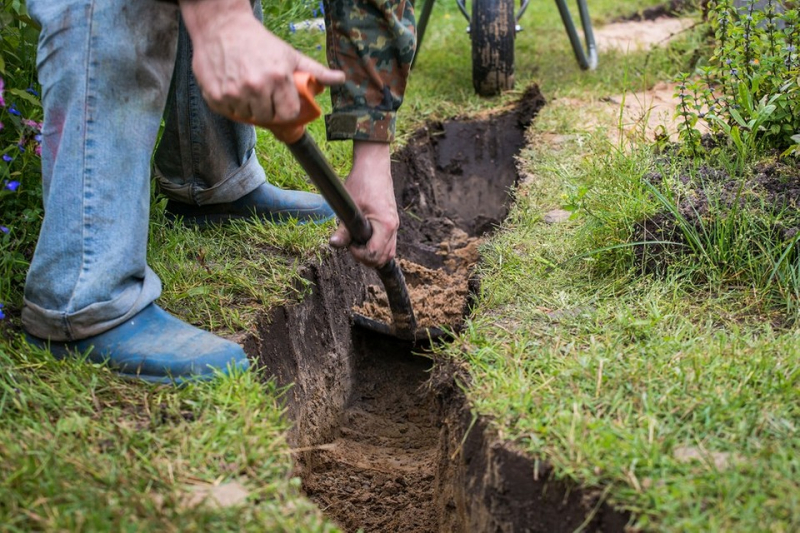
[302,335,439,532]
[634,159,800,273]
[250,84,630,532]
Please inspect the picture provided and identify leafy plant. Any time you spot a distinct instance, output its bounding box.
[0,1,43,319]
[676,0,800,159]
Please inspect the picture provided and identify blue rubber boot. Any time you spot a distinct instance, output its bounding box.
[165,182,335,227]
[25,304,249,385]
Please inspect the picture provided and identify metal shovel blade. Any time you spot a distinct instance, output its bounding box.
[351,312,448,343]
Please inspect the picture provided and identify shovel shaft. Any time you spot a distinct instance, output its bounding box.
[286,132,418,340]
[286,133,372,245]
[267,73,418,340]
[376,260,417,339]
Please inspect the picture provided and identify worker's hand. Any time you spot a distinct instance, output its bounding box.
[179,0,345,125]
[330,142,399,268]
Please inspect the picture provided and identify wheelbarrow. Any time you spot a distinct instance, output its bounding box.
[414,0,598,96]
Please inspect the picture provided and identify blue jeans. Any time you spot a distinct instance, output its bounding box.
[23,0,268,341]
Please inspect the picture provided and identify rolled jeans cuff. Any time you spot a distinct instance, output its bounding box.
[22,266,162,342]
[154,149,267,206]
[325,110,396,143]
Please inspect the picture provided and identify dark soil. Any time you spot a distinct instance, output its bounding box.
[633,159,800,273]
[615,0,696,21]
[252,85,630,532]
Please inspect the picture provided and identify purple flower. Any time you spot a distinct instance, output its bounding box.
[0,304,5,320]
[17,143,25,153]
[0,226,8,234]
[35,145,41,157]
[0,77,5,107]
[2,154,10,162]
[5,180,20,191]
[26,87,39,97]
[316,44,322,51]
[8,103,21,116]
[35,134,42,143]
[318,1,324,15]
[289,22,297,33]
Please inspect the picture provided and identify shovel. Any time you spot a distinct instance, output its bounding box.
[265,73,443,343]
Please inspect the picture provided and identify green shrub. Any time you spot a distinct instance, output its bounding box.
[0,2,43,319]
[676,0,800,159]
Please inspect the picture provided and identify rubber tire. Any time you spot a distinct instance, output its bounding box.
[471,0,515,96]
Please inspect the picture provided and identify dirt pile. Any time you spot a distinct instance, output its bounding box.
[355,230,481,330]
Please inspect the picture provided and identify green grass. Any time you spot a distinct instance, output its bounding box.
[0,3,344,530]
[437,102,800,530]
[7,0,795,530]
[0,337,336,532]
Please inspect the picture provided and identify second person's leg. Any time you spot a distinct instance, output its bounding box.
[153,0,334,226]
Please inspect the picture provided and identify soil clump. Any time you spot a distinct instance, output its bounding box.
[634,159,800,272]
[354,231,481,330]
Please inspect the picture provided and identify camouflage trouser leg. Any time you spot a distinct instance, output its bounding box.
[323,0,416,143]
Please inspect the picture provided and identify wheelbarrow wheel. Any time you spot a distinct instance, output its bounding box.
[471,0,515,96]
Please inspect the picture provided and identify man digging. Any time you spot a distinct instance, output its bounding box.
[22,0,415,383]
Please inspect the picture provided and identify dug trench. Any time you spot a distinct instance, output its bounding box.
[245,85,630,532]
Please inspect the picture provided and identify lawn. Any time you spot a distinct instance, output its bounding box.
[1,0,798,531]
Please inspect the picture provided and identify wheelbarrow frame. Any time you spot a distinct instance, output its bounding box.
[414,0,598,95]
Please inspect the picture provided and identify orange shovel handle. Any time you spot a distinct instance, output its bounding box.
[266,72,325,144]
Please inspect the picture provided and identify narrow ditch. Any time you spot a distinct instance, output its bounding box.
[246,85,631,532]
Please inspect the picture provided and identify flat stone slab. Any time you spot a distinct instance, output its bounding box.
[543,209,573,224]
